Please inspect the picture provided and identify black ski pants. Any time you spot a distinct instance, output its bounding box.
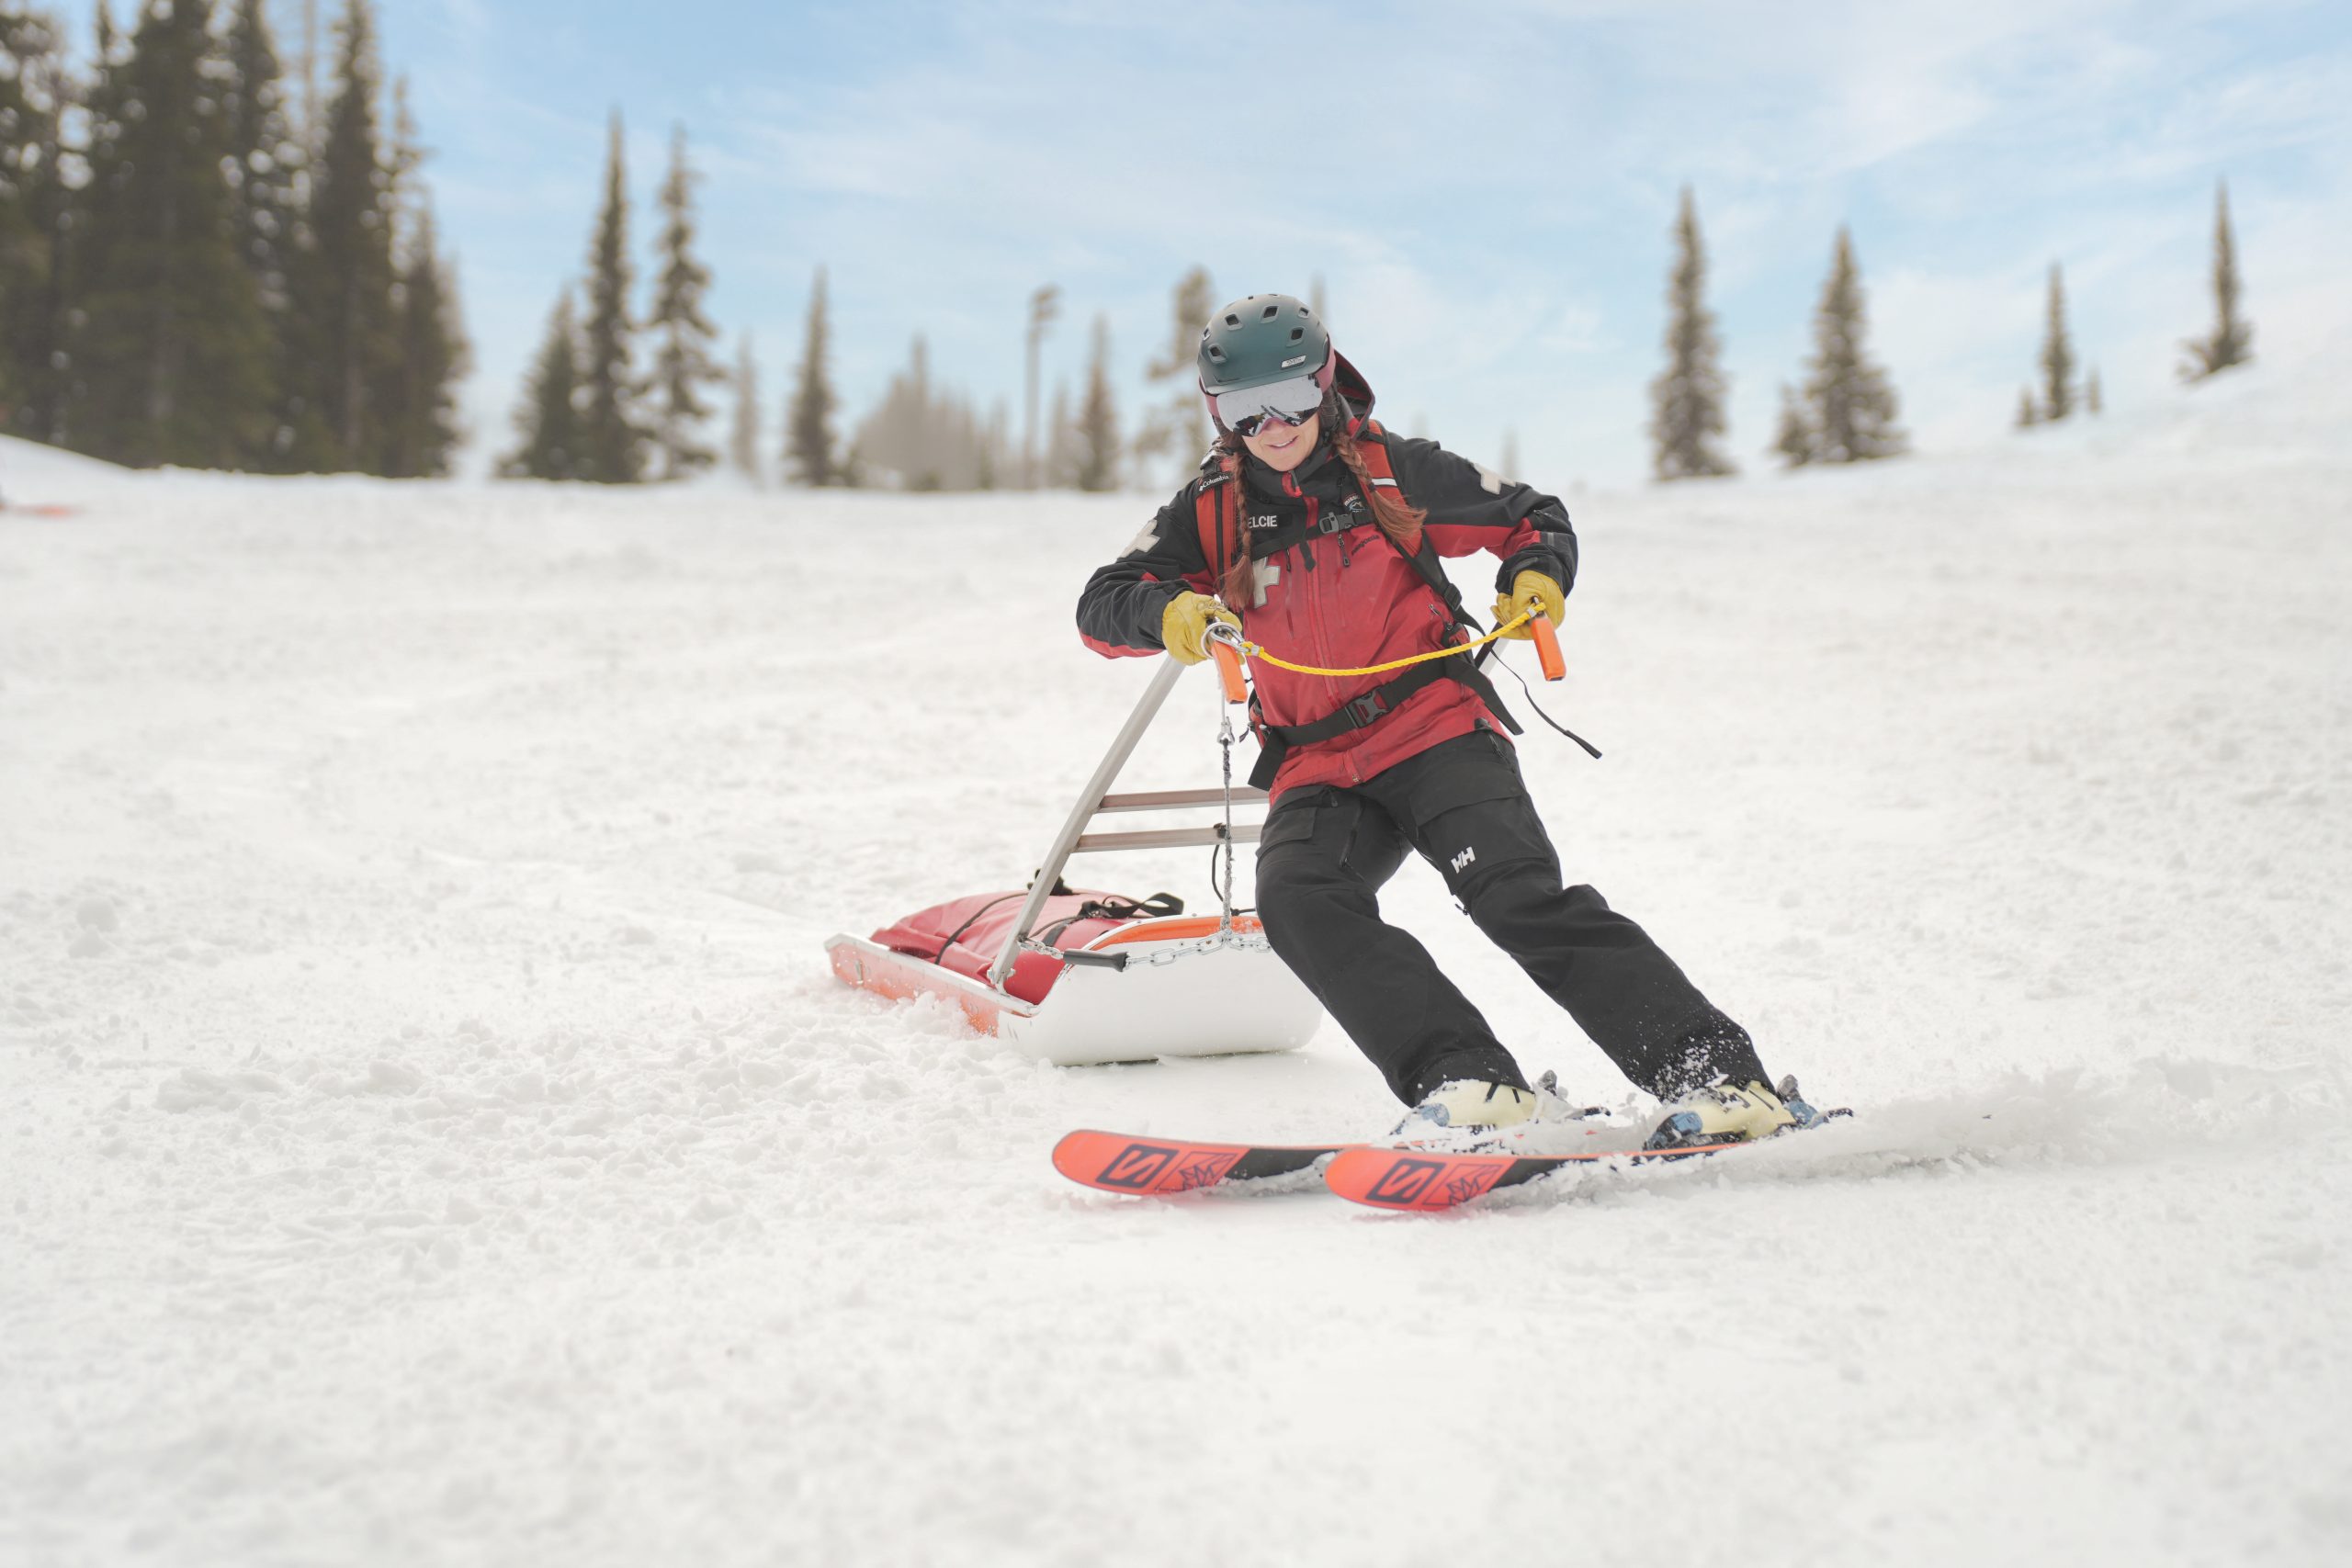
[1253,728,1770,1105]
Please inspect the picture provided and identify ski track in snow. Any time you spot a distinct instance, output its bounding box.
[3,364,2350,1567]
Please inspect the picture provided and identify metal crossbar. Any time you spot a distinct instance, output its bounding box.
[985,660,1266,990]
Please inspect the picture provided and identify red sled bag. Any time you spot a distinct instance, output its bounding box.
[871,886,1182,1005]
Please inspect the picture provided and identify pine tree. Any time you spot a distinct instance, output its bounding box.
[646,124,720,480]
[786,265,839,486]
[66,0,275,468]
[729,333,761,483]
[58,0,129,445]
[1022,283,1058,489]
[977,400,1007,491]
[2015,387,2039,430]
[1499,429,1521,480]
[303,0,400,470]
[373,82,464,478]
[2180,179,2253,381]
[0,5,70,442]
[575,111,643,483]
[2086,368,2102,416]
[1044,379,1075,489]
[1132,265,1213,485]
[1648,186,1736,480]
[2038,263,2075,423]
[385,202,465,477]
[849,335,1006,491]
[1770,382,1813,468]
[1074,314,1120,492]
[500,292,582,479]
[218,0,322,466]
[1795,227,1905,464]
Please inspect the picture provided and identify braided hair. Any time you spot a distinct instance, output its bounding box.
[1209,387,1429,611]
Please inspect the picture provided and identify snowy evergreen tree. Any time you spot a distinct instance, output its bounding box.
[2038,264,2075,423]
[0,5,70,443]
[500,292,582,480]
[384,201,465,477]
[1073,313,1119,492]
[2086,367,2102,416]
[303,0,400,470]
[1022,283,1058,489]
[2180,179,2253,381]
[1647,186,1736,480]
[1132,265,1213,486]
[646,124,720,480]
[220,0,326,468]
[374,82,464,477]
[786,265,840,486]
[1770,382,1812,468]
[1499,428,1521,480]
[1791,227,1905,464]
[1043,379,1076,490]
[67,0,274,468]
[850,334,1003,491]
[729,333,761,483]
[575,112,643,483]
[2015,387,2039,431]
[978,400,1008,491]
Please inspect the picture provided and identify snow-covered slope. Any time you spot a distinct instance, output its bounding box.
[4,360,2347,1567]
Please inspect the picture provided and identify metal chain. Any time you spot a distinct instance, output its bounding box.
[1215,693,1238,932]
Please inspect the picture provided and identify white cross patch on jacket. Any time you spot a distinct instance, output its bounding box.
[1251,558,1281,609]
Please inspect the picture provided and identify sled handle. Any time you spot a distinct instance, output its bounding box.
[1530,614,1565,682]
[1207,628,1249,704]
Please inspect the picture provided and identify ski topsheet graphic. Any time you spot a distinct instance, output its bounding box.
[1322,1140,1750,1212]
[1052,1130,1348,1196]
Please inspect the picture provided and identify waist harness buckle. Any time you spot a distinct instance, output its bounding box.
[1343,690,1390,729]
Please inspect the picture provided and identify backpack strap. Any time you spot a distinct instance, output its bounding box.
[1192,468,1238,603]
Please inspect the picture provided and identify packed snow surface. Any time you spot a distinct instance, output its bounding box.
[4,361,2349,1567]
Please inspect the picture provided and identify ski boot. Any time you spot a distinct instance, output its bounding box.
[1643,1075,1835,1152]
[1388,1070,1605,1156]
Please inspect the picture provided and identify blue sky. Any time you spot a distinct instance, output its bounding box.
[363,0,2352,486]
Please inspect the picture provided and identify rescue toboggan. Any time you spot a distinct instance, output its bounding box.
[825,634,1321,1066]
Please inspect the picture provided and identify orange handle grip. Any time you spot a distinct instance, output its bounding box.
[1530,615,1565,682]
[1210,638,1249,703]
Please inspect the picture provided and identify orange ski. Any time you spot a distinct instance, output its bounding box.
[1324,1139,1750,1213]
[1052,1129,1349,1197]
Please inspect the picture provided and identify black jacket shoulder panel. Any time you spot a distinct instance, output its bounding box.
[1074,482,1218,653]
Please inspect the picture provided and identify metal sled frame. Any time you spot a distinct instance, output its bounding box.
[826,659,1323,1066]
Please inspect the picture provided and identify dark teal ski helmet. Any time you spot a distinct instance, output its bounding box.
[1197,294,1331,395]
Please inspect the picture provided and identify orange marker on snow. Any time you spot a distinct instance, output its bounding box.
[1530,614,1566,682]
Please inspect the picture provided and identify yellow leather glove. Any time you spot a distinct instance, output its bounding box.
[1159,591,1241,665]
[1490,570,1565,640]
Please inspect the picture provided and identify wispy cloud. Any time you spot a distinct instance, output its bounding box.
[399,0,2352,484]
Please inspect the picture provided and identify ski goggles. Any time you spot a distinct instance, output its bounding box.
[1210,356,1336,436]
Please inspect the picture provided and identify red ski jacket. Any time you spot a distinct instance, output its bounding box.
[1076,365,1577,800]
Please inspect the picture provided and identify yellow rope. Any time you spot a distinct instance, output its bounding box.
[1237,611,1534,679]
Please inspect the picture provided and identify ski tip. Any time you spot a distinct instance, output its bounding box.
[1052,1130,1346,1198]
[1323,1146,1519,1213]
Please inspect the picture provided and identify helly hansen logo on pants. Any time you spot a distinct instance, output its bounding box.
[1451,845,1476,874]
